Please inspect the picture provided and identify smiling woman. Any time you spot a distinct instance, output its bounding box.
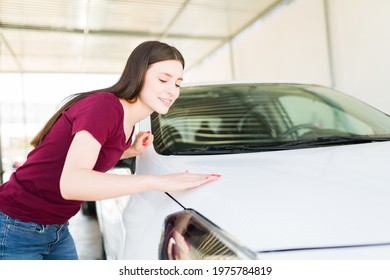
[0,41,220,260]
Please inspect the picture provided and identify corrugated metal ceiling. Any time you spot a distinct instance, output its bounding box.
[0,0,288,73]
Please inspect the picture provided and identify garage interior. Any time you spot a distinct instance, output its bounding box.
[0,0,389,259]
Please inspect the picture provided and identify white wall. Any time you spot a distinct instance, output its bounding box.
[186,0,390,114]
[328,0,390,114]
[232,0,330,85]
[186,0,331,85]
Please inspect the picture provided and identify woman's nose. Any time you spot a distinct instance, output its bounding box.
[167,83,179,96]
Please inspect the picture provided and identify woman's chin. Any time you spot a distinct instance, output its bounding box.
[154,107,170,115]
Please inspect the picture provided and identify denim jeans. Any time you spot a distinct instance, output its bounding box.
[0,210,78,260]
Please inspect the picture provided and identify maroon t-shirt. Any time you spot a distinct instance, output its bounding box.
[0,92,133,224]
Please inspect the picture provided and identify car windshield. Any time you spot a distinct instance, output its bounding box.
[151,83,390,155]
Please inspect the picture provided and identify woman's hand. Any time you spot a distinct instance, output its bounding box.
[151,171,221,192]
[121,131,154,159]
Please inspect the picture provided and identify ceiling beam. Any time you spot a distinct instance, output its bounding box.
[0,23,225,41]
[0,31,24,72]
[159,0,191,41]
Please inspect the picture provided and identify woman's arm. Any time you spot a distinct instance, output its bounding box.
[60,130,220,201]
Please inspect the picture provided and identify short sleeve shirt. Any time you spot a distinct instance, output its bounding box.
[0,92,133,224]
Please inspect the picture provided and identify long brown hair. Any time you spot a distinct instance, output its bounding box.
[30,41,185,147]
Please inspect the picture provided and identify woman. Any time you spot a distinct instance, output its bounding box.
[0,41,221,260]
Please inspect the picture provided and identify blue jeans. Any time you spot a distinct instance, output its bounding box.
[0,210,78,260]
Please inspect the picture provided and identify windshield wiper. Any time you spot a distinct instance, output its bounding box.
[174,144,275,155]
[170,136,390,155]
[278,136,390,148]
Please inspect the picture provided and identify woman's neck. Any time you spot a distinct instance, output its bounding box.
[119,98,152,125]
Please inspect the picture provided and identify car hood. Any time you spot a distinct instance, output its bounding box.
[139,141,390,255]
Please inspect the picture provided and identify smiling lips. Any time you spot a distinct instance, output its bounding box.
[159,97,173,106]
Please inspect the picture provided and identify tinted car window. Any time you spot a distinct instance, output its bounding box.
[152,84,390,155]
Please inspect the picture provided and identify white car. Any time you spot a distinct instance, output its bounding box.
[96,82,390,260]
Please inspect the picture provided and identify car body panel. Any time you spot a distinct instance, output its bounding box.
[132,141,390,259]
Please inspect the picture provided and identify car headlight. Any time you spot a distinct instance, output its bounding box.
[159,209,256,260]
